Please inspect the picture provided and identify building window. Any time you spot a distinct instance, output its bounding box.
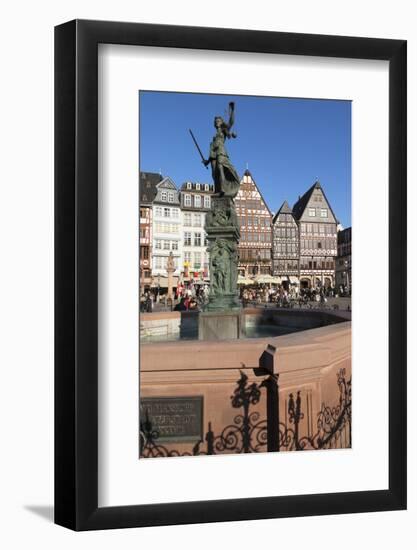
[317,242,322,249]
[155,206,162,217]
[308,208,316,217]
[184,232,192,246]
[140,246,149,260]
[172,208,179,219]
[193,213,202,226]
[154,257,163,269]
[194,233,202,246]
[205,184,209,191]
[163,240,170,250]
[184,213,192,226]
[186,182,192,189]
[161,191,167,201]
[194,252,201,268]
[204,195,210,209]
[171,241,178,250]
[155,240,162,249]
[321,208,328,218]
[184,194,192,207]
[194,195,202,208]
[184,251,191,263]
[196,183,201,190]
[163,207,170,218]
[168,192,174,203]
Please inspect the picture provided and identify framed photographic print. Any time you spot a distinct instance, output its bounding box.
[55,20,406,530]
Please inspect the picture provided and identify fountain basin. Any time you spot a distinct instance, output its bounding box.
[140,307,349,343]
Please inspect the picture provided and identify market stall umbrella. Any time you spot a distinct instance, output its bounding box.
[253,274,276,285]
[237,275,253,285]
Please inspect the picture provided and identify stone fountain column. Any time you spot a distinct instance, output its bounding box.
[198,195,244,340]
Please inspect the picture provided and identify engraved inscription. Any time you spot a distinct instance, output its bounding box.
[140,396,203,442]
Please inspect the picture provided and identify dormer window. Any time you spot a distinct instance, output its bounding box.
[204,184,209,191]
[196,183,201,190]
[161,191,167,201]
[186,182,192,190]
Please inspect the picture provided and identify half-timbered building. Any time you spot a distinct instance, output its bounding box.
[292,180,338,289]
[234,170,272,276]
[272,201,299,288]
[139,171,162,291]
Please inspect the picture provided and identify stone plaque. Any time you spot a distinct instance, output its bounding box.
[140,396,203,442]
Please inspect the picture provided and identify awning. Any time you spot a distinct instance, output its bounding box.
[237,276,254,285]
[289,276,299,284]
[253,274,275,284]
[150,276,179,288]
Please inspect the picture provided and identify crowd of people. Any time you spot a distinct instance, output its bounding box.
[140,282,350,313]
[140,283,209,313]
[241,283,349,307]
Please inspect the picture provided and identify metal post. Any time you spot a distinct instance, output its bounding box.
[256,344,280,452]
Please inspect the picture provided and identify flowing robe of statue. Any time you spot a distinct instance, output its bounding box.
[204,102,240,198]
[211,242,230,295]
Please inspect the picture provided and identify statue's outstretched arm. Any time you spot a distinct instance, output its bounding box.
[228,101,235,129]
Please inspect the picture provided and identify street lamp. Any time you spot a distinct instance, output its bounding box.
[344,259,350,295]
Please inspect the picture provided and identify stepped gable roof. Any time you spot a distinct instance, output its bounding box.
[240,169,272,217]
[139,171,163,204]
[272,200,293,223]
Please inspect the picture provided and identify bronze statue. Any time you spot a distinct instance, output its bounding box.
[203,102,240,197]
[190,101,241,311]
[189,102,240,197]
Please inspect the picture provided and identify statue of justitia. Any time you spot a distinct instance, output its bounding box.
[190,101,241,312]
[202,102,240,197]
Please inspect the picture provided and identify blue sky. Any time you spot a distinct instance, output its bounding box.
[139,91,351,227]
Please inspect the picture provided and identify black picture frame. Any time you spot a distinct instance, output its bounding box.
[55,19,407,531]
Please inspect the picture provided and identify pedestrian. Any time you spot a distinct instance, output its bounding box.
[174,297,187,311]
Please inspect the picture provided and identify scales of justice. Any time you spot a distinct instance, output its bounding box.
[190,101,244,340]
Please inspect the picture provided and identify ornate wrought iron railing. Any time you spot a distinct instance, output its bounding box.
[140,367,351,459]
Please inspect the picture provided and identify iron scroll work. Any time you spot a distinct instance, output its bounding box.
[140,367,351,458]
